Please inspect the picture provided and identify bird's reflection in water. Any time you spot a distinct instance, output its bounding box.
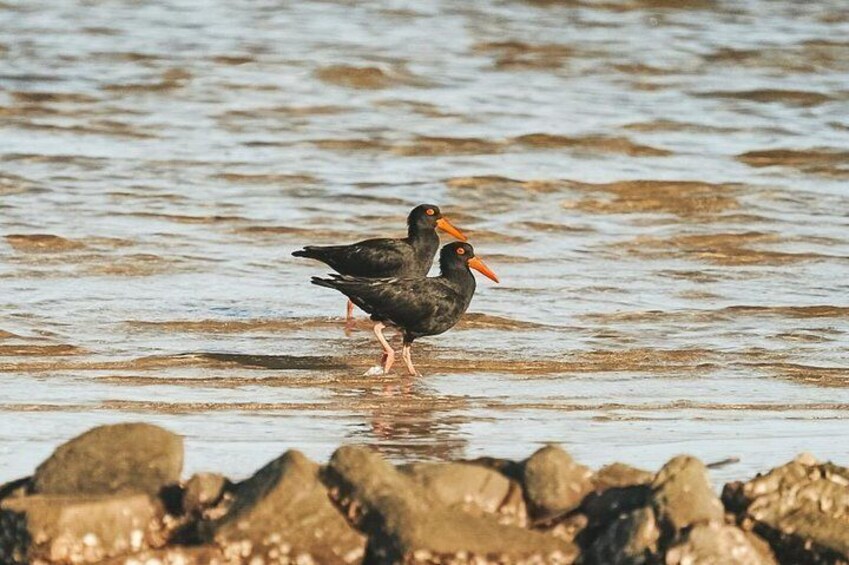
[342,377,468,461]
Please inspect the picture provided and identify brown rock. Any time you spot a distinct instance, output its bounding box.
[727,455,849,562]
[182,472,228,515]
[0,493,164,564]
[327,445,577,564]
[541,513,589,546]
[571,486,653,551]
[100,545,224,565]
[523,445,594,520]
[460,456,524,482]
[720,480,748,514]
[571,462,654,537]
[652,455,723,534]
[742,455,815,500]
[666,522,777,565]
[401,462,526,525]
[32,423,183,497]
[201,450,365,564]
[594,463,654,490]
[0,477,29,502]
[548,463,654,550]
[583,506,659,565]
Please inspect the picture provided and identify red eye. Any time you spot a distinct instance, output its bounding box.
[456,247,465,255]
[426,209,435,216]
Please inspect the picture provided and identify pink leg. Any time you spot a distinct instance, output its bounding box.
[346,300,354,322]
[401,342,419,376]
[374,322,394,374]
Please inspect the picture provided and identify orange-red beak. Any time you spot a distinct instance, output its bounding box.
[468,256,499,283]
[436,217,468,242]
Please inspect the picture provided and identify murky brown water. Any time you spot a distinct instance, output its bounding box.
[2,0,849,485]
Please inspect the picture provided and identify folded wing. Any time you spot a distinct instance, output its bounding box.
[294,238,408,277]
[311,275,462,331]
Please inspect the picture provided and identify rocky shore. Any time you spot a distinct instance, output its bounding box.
[1,423,847,564]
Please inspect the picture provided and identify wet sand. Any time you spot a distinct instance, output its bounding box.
[2,0,849,485]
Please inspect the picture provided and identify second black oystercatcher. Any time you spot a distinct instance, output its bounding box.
[292,204,467,323]
[311,242,499,376]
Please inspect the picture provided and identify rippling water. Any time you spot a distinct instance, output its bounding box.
[2,0,849,485]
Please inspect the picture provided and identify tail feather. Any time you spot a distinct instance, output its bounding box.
[311,275,378,319]
[292,246,323,259]
[310,275,340,290]
[310,273,357,288]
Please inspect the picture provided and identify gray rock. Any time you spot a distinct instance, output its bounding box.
[666,522,777,565]
[32,423,183,497]
[202,450,365,564]
[523,445,594,520]
[651,455,723,534]
[583,506,659,565]
[0,493,164,564]
[328,445,577,564]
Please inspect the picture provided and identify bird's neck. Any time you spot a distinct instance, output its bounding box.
[407,223,439,254]
[440,263,476,301]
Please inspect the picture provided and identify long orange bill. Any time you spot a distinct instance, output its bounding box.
[468,256,499,283]
[435,217,468,242]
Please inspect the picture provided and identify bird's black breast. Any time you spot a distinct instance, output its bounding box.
[312,266,476,343]
[359,277,472,341]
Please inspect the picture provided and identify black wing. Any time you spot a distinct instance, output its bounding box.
[293,237,409,277]
[311,275,465,334]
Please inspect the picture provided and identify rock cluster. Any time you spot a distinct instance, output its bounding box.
[1,424,848,564]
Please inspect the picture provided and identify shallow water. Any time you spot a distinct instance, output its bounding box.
[1,0,849,485]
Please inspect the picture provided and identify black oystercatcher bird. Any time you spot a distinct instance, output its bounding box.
[311,242,499,376]
[292,204,467,323]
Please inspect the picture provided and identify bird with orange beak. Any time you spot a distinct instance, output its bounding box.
[293,204,467,324]
[311,242,499,376]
